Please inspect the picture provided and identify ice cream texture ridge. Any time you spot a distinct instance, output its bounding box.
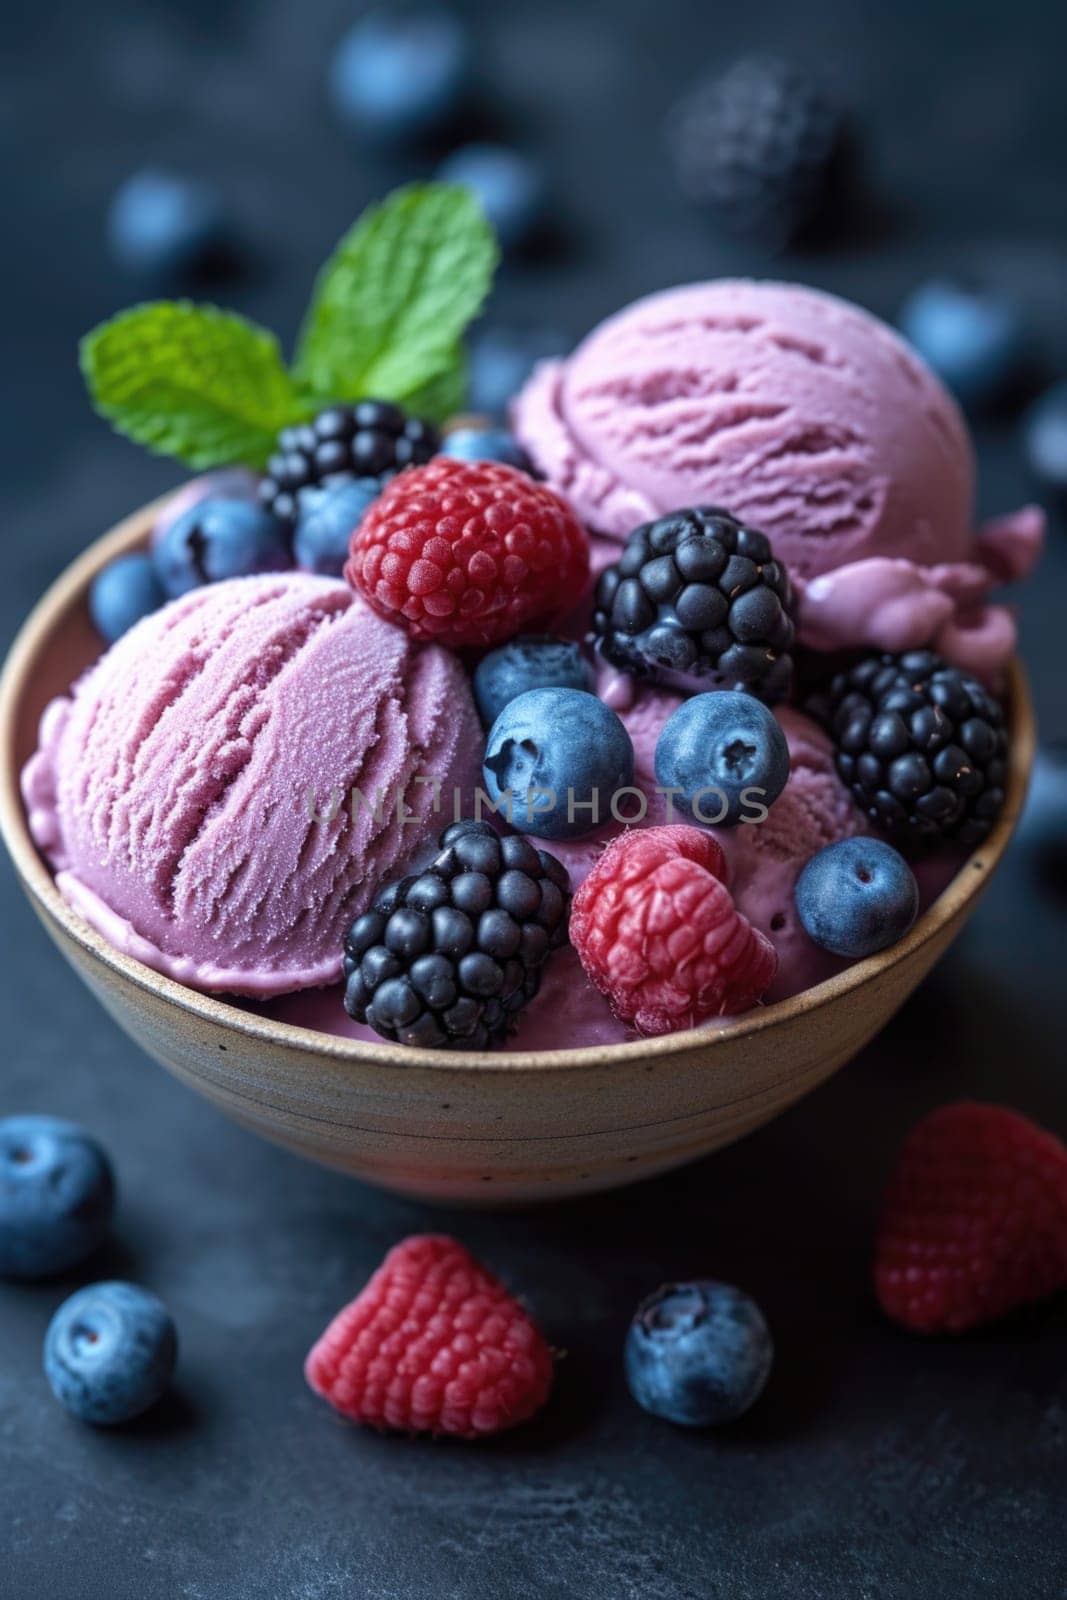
[512,280,1043,680]
[22,574,481,995]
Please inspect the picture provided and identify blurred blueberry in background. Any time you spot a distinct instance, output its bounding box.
[437,144,546,250]
[89,553,166,642]
[329,4,471,144]
[1022,381,1067,491]
[898,280,1028,410]
[440,425,530,469]
[107,170,228,277]
[1018,741,1067,886]
[294,479,382,577]
[468,325,569,417]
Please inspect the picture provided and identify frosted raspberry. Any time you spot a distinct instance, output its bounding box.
[345,458,590,648]
[304,1234,554,1437]
[570,825,777,1035]
[875,1102,1067,1334]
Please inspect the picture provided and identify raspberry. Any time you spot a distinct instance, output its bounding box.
[875,1103,1067,1334]
[304,1234,554,1438]
[345,458,590,648]
[570,825,777,1035]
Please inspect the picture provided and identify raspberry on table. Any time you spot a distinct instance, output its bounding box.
[345,457,590,648]
[259,401,439,526]
[304,1234,554,1438]
[570,825,777,1035]
[875,1102,1067,1334]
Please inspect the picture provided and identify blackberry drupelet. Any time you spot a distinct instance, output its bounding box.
[592,507,796,703]
[666,56,845,247]
[822,650,1008,853]
[343,821,571,1049]
[259,401,440,525]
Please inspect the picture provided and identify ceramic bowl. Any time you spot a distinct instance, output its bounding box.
[0,498,1036,1204]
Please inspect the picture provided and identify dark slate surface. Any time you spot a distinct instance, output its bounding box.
[2,2,1066,1596]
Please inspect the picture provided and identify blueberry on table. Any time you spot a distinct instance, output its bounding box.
[473,636,593,727]
[796,836,919,959]
[328,3,471,144]
[655,691,790,826]
[625,1281,773,1427]
[154,498,292,597]
[483,688,635,840]
[898,280,1027,410]
[89,552,166,642]
[1016,740,1067,887]
[440,426,531,471]
[437,144,545,251]
[294,479,382,577]
[107,170,227,277]
[0,1116,115,1280]
[44,1281,177,1425]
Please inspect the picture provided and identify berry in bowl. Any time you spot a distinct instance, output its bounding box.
[0,187,1039,1203]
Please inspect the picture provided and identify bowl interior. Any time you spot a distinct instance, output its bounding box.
[0,497,1037,1075]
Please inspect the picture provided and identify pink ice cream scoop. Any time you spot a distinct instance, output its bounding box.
[21,573,481,996]
[513,280,1042,679]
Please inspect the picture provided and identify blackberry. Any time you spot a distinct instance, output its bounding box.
[666,56,846,247]
[592,507,796,703]
[343,821,570,1050]
[822,651,1008,853]
[260,401,440,525]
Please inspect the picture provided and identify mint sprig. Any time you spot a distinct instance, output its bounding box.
[80,303,307,471]
[80,183,499,471]
[293,184,496,417]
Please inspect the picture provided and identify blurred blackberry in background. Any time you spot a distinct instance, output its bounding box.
[666,56,846,248]
[593,508,796,703]
[344,821,571,1049]
[260,402,439,526]
[821,651,1008,853]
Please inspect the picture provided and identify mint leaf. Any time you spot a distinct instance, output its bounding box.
[402,347,468,424]
[80,302,308,470]
[292,184,497,408]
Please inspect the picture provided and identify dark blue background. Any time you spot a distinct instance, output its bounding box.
[2,2,1066,1596]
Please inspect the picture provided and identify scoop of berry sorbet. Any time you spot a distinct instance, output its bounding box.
[513,281,1042,677]
[21,574,480,996]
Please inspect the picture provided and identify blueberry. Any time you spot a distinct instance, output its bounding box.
[624,1281,773,1428]
[898,280,1027,410]
[107,170,227,277]
[468,326,569,417]
[473,635,593,727]
[328,3,470,144]
[89,552,166,642]
[795,837,919,958]
[1022,381,1067,492]
[482,687,634,839]
[437,144,545,251]
[440,427,531,471]
[655,691,790,827]
[154,497,292,597]
[293,479,381,577]
[0,1116,115,1281]
[44,1281,177,1426]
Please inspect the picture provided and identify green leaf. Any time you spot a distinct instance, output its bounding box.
[402,347,468,424]
[80,302,309,470]
[292,184,497,409]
